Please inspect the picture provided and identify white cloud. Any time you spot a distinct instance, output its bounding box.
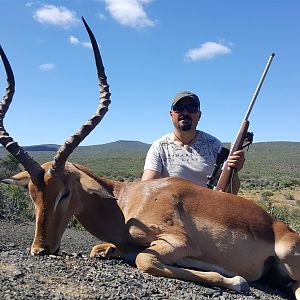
[104,0,155,28]
[69,36,92,49]
[82,42,92,49]
[69,35,80,45]
[185,42,232,61]
[38,63,56,71]
[33,5,79,29]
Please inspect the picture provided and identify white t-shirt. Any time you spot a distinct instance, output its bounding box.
[144,130,222,186]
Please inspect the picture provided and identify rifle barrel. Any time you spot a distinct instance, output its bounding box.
[243,53,275,122]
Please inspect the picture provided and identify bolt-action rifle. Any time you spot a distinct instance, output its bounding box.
[207,53,275,193]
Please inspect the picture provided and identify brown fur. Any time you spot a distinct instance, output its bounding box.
[3,163,300,298]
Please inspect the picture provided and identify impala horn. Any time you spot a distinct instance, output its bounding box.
[49,17,111,175]
[0,45,44,182]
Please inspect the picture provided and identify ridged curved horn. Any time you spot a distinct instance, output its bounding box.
[49,17,111,175]
[0,45,44,180]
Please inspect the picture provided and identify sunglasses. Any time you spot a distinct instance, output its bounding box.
[172,104,199,113]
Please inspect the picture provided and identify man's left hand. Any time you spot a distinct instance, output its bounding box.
[227,150,245,172]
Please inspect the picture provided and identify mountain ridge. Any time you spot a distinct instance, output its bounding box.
[0,140,299,184]
[1,140,298,153]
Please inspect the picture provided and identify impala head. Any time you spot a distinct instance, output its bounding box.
[0,17,111,255]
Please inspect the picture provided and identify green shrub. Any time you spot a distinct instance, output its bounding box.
[284,193,295,200]
[68,217,84,230]
[0,184,34,221]
[0,155,22,181]
[257,198,300,233]
[260,191,274,201]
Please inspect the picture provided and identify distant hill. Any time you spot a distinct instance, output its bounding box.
[23,144,60,151]
[76,140,150,154]
[0,140,150,158]
[1,141,299,183]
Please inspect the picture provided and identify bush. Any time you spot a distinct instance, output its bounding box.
[284,193,295,200]
[282,178,300,188]
[0,155,22,181]
[68,216,84,230]
[260,191,274,201]
[0,184,34,221]
[240,175,300,191]
[257,198,300,233]
[0,154,34,221]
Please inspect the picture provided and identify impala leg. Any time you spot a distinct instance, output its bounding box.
[135,238,249,293]
[274,223,300,299]
[90,243,122,258]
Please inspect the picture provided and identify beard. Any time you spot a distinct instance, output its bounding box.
[177,115,192,131]
[178,122,192,131]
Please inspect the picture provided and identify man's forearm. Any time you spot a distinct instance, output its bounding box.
[141,169,161,181]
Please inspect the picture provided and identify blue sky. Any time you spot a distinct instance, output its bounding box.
[0,0,299,147]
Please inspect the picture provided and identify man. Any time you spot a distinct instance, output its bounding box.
[141,91,245,194]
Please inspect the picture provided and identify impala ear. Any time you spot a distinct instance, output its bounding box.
[2,171,30,187]
[80,173,116,199]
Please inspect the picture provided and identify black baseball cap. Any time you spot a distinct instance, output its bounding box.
[171,91,200,109]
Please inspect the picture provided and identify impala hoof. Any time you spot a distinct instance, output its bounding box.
[90,245,117,258]
[231,276,250,293]
[30,247,47,256]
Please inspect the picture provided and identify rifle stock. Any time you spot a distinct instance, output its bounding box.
[215,121,249,192]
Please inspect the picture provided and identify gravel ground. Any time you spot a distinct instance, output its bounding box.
[0,219,295,300]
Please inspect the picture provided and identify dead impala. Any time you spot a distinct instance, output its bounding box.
[0,18,299,299]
